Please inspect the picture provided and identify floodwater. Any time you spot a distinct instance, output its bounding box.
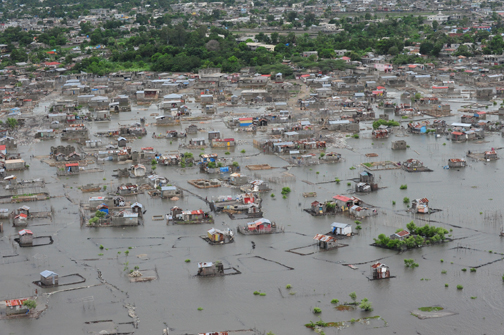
[2,89,504,335]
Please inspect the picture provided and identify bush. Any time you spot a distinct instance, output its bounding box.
[95,210,106,218]
[185,259,191,263]
[253,291,260,295]
[440,259,444,262]
[355,225,362,230]
[331,299,339,304]
[392,201,396,205]
[352,134,359,138]
[335,178,341,183]
[403,197,410,204]
[241,149,246,154]
[259,293,266,296]
[461,268,467,272]
[270,193,275,198]
[313,307,322,313]
[404,259,419,268]
[349,292,357,302]
[225,151,230,155]
[445,283,449,287]
[22,300,37,309]
[359,298,373,311]
[197,307,203,311]
[232,161,239,167]
[470,268,476,273]
[400,184,407,190]
[99,245,104,250]
[347,182,351,186]
[281,187,291,195]
[457,285,463,290]
[441,270,447,274]
[286,284,292,289]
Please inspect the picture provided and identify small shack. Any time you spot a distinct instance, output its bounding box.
[197,261,224,276]
[370,262,390,280]
[448,158,466,168]
[330,222,352,235]
[40,270,59,286]
[313,234,338,249]
[411,198,429,213]
[392,140,407,150]
[18,229,33,246]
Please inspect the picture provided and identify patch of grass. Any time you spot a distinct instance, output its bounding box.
[331,299,339,305]
[259,293,266,296]
[185,259,191,263]
[286,284,292,289]
[457,285,463,290]
[253,291,260,295]
[313,307,322,313]
[461,268,467,272]
[349,166,356,170]
[471,296,477,299]
[470,268,476,273]
[225,151,230,155]
[441,270,447,274]
[241,149,246,154]
[352,134,359,139]
[418,306,444,312]
[289,292,296,295]
[197,307,203,311]
[98,253,103,256]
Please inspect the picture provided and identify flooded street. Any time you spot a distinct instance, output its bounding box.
[2,90,504,335]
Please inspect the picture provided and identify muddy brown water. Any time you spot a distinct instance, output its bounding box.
[1,90,504,335]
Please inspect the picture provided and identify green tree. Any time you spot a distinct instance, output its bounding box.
[6,118,18,128]
[432,20,439,31]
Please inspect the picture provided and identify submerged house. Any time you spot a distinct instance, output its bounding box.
[402,158,431,172]
[448,158,466,168]
[206,227,234,244]
[411,198,429,214]
[18,229,33,246]
[161,186,183,198]
[197,261,224,276]
[370,262,391,280]
[484,150,498,161]
[390,230,410,240]
[313,234,339,249]
[392,140,407,150]
[212,193,261,214]
[169,206,212,224]
[238,218,279,234]
[40,270,59,286]
[330,222,352,236]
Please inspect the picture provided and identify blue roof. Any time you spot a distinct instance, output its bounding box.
[40,270,57,278]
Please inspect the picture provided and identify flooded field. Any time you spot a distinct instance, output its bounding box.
[2,90,504,335]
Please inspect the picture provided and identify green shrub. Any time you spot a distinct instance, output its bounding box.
[441,270,447,274]
[259,293,266,296]
[197,307,203,311]
[241,149,246,154]
[470,268,476,273]
[359,298,373,311]
[356,225,362,230]
[313,307,322,313]
[225,151,230,155]
[440,259,444,262]
[281,187,291,195]
[461,268,467,272]
[286,284,292,289]
[400,184,407,190]
[347,182,351,186]
[22,300,37,309]
[331,299,339,304]
[335,178,341,183]
[253,291,260,295]
[457,285,463,290]
[445,283,449,287]
[392,201,396,205]
[270,193,275,198]
[352,134,359,138]
[99,245,104,250]
[185,259,191,263]
[403,197,410,204]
